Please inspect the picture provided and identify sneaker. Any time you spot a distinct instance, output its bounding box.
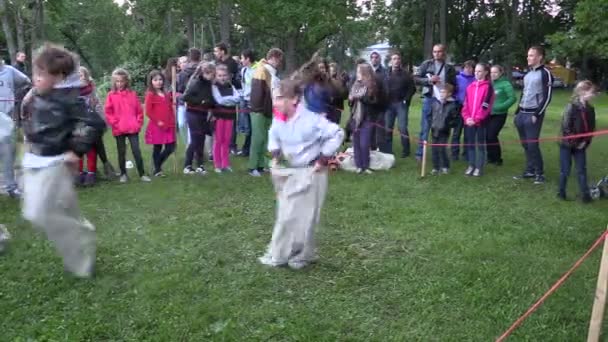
[533,175,545,185]
[141,175,152,182]
[224,167,233,173]
[464,166,474,176]
[103,163,118,180]
[214,168,223,174]
[84,173,96,186]
[356,168,363,174]
[236,150,245,156]
[288,259,310,270]
[431,169,439,175]
[7,188,21,199]
[230,148,237,155]
[513,172,535,180]
[258,253,287,267]
[119,174,128,183]
[441,168,449,175]
[154,171,166,177]
[183,166,195,175]
[249,169,261,177]
[195,167,207,175]
[472,168,481,177]
[364,169,374,174]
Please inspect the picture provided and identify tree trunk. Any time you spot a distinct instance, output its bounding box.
[0,0,17,63]
[506,0,519,76]
[423,0,435,59]
[208,18,217,47]
[166,10,173,36]
[29,0,45,50]
[219,0,231,45]
[15,5,25,53]
[285,31,298,74]
[185,13,194,48]
[439,0,447,45]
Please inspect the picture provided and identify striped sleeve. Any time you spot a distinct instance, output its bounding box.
[534,67,553,117]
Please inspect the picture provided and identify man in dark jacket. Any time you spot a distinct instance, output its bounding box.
[513,46,553,185]
[13,52,27,76]
[381,53,416,156]
[413,44,457,161]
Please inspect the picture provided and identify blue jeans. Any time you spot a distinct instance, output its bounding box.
[382,101,410,156]
[450,116,465,159]
[353,120,374,170]
[416,96,433,158]
[0,130,17,192]
[464,124,487,170]
[559,145,589,196]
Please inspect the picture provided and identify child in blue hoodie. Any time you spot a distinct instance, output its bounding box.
[451,60,475,160]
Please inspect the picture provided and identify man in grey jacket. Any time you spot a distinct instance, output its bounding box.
[0,61,31,198]
[513,46,553,184]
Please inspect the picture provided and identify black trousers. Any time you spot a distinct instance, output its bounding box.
[486,114,507,163]
[152,143,176,173]
[185,110,210,168]
[115,134,145,177]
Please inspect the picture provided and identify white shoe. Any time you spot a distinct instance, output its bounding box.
[441,168,449,174]
[288,259,310,270]
[119,175,128,183]
[258,253,286,267]
[140,175,152,182]
[249,170,261,177]
[356,168,363,174]
[464,166,474,176]
[214,168,223,174]
[195,167,207,175]
[472,168,481,177]
[224,167,233,173]
[431,169,439,175]
[364,169,374,174]
[183,166,195,175]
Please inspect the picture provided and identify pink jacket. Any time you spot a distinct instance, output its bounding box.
[104,89,144,136]
[461,79,495,126]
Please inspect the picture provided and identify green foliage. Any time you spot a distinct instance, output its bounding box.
[118,29,183,71]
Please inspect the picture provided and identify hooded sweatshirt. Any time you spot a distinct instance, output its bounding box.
[461,79,495,126]
[455,71,475,104]
[0,63,31,115]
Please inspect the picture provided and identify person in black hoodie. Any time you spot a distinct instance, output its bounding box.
[382,53,416,156]
[558,80,598,203]
[182,62,216,175]
[430,84,460,174]
[176,48,201,146]
[21,44,105,278]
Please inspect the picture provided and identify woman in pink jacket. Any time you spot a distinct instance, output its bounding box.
[461,63,495,177]
[105,68,151,183]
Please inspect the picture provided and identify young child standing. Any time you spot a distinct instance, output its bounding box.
[77,66,116,185]
[144,70,176,177]
[259,78,344,270]
[22,44,106,278]
[349,63,383,174]
[104,68,151,183]
[430,84,460,175]
[461,63,495,177]
[558,81,597,203]
[211,64,241,173]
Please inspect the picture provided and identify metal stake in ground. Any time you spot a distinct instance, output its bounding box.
[171,66,178,174]
[587,227,608,342]
[420,140,427,178]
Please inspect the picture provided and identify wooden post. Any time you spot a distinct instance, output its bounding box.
[420,140,427,178]
[588,228,608,342]
[171,66,178,174]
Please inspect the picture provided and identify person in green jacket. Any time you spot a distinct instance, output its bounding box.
[487,65,516,165]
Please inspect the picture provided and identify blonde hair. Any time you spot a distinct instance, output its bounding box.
[572,80,597,101]
[79,66,92,83]
[111,68,130,91]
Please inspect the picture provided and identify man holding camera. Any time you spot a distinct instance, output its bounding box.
[414,44,456,161]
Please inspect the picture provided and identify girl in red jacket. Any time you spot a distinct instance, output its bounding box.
[105,68,151,183]
[461,63,495,177]
[145,70,176,177]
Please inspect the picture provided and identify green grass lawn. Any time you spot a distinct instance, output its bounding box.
[2,89,608,341]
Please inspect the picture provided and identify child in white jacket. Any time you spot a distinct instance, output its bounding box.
[259,78,344,270]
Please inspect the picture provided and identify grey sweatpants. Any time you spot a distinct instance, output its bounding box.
[22,162,96,277]
[264,168,328,264]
